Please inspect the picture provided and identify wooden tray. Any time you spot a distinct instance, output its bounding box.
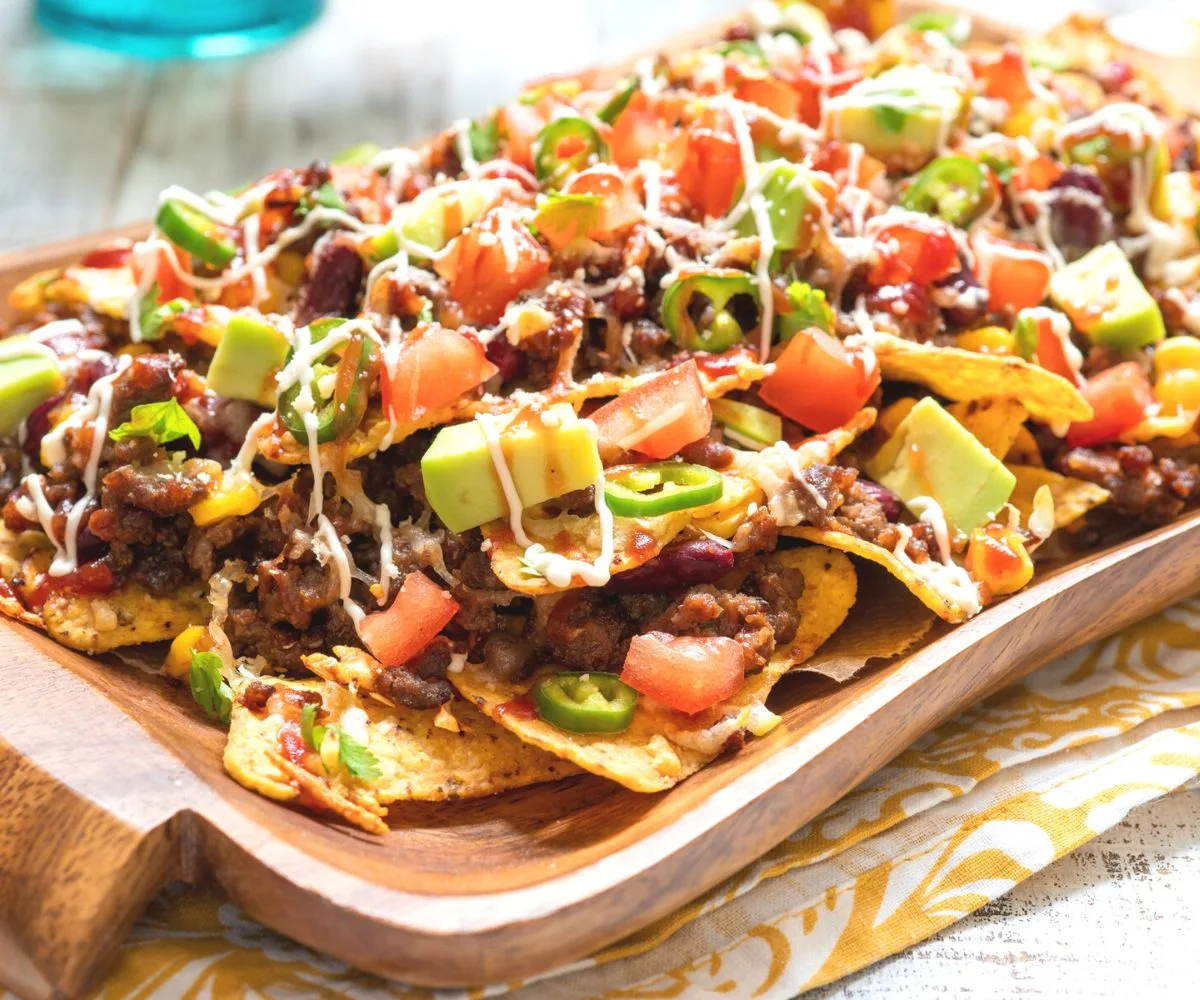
[2,7,1199,998]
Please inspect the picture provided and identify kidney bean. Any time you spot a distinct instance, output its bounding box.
[1047,167,1113,263]
[607,538,735,593]
[485,335,525,382]
[856,478,902,522]
[295,238,365,325]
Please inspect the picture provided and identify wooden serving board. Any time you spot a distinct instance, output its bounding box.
[2,7,1199,998]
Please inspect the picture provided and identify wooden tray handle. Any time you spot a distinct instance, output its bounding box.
[0,739,180,1000]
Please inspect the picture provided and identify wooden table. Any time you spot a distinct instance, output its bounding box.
[1,0,1195,995]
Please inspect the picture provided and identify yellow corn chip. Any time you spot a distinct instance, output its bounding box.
[947,398,1030,461]
[1007,464,1111,529]
[42,581,209,653]
[1005,425,1045,467]
[451,547,856,792]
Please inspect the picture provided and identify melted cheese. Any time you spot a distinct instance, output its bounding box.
[315,513,365,629]
[891,523,982,617]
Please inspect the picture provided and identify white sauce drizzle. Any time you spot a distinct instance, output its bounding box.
[315,514,365,629]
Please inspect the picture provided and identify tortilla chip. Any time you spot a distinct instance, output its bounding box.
[261,350,770,464]
[1007,464,1111,529]
[1005,425,1044,467]
[225,676,579,831]
[796,561,937,683]
[0,527,46,630]
[947,399,1030,461]
[450,547,856,792]
[41,581,209,654]
[483,473,763,595]
[864,333,1092,424]
[783,526,976,624]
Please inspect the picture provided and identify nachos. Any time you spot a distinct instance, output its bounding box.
[2,2,1199,833]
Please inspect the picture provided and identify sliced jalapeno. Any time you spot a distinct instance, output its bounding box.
[899,155,991,226]
[597,75,640,125]
[277,320,379,445]
[604,462,724,517]
[155,198,238,268]
[660,269,761,352]
[532,116,608,185]
[534,672,638,733]
[716,39,766,63]
[906,11,972,45]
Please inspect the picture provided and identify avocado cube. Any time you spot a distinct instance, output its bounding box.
[735,162,833,253]
[421,403,603,533]
[1048,242,1164,349]
[0,338,64,437]
[825,66,966,170]
[366,180,500,262]
[207,314,290,406]
[865,397,1016,536]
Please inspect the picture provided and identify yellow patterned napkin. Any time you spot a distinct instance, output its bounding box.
[73,595,1200,998]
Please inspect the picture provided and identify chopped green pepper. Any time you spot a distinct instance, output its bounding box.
[899,155,991,226]
[155,198,238,268]
[711,398,783,448]
[597,75,640,125]
[532,116,608,185]
[534,672,638,733]
[603,462,724,517]
[778,281,833,341]
[312,181,347,212]
[660,270,761,352]
[277,320,379,445]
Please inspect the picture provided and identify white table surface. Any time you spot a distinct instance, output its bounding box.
[1,1,1196,996]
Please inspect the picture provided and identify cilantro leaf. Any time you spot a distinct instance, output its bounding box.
[188,649,232,726]
[109,398,201,450]
[138,295,189,341]
[301,702,326,751]
[313,181,347,212]
[872,104,909,134]
[467,116,499,162]
[336,728,382,781]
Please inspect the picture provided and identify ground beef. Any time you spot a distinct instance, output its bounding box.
[1056,444,1200,525]
[481,631,535,682]
[0,444,21,506]
[295,237,365,325]
[239,681,274,713]
[626,320,673,365]
[645,584,784,669]
[255,554,339,630]
[225,602,359,674]
[183,393,260,463]
[731,506,778,556]
[96,461,213,519]
[791,465,859,527]
[108,353,185,424]
[545,591,631,672]
[374,636,455,708]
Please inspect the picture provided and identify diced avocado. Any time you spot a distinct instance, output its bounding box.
[865,397,1016,536]
[1048,242,1164,349]
[331,142,381,167]
[421,403,603,533]
[207,314,290,406]
[711,398,782,448]
[0,338,64,437]
[365,180,500,262]
[735,162,833,253]
[825,66,966,170]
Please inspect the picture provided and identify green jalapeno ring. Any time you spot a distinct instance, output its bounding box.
[906,11,972,45]
[660,270,762,353]
[534,672,638,733]
[597,76,640,125]
[716,39,766,63]
[155,198,238,269]
[899,155,990,226]
[277,320,378,445]
[603,462,724,518]
[532,116,609,185]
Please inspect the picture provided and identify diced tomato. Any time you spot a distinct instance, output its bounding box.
[590,358,711,459]
[609,91,678,168]
[966,524,1034,597]
[971,45,1035,107]
[621,632,746,715]
[382,324,498,424]
[811,141,887,190]
[131,241,191,303]
[758,328,881,433]
[359,572,460,668]
[497,101,549,171]
[1066,362,1153,448]
[1022,311,1082,385]
[676,114,744,219]
[867,219,959,287]
[976,234,1052,313]
[80,241,133,269]
[779,51,862,127]
[434,209,551,326]
[564,166,643,237]
[734,75,800,120]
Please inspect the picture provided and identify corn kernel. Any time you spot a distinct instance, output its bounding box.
[1156,370,1200,412]
[189,482,261,526]
[274,251,307,287]
[320,726,341,775]
[165,624,209,680]
[117,343,153,358]
[966,524,1034,597]
[1155,335,1200,373]
[957,326,1015,355]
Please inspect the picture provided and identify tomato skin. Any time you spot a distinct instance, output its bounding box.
[131,242,191,302]
[971,45,1035,107]
[759,328,881,433]
[1066,362,1153,447]
[609,92,678,168]
[590,358,712,459]
[676,117,743,219]
[359,572,460,668]
[867,220,959,287]
[563,166,642,239]
[978,236,1052,313]
[434,209,550,326]
[382,324,498,424]
[733,75,800,120]
[497,101,548,170]
[80,242,133,269]
[621,632,745,715]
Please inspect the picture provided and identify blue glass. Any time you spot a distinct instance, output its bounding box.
[36,0,325,60]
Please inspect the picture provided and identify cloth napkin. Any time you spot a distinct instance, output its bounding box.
[59,593,1200,998]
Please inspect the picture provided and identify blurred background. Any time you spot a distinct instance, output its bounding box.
[0,0,1195,253]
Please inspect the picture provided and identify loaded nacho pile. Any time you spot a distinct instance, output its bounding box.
[2,2,1199,833]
